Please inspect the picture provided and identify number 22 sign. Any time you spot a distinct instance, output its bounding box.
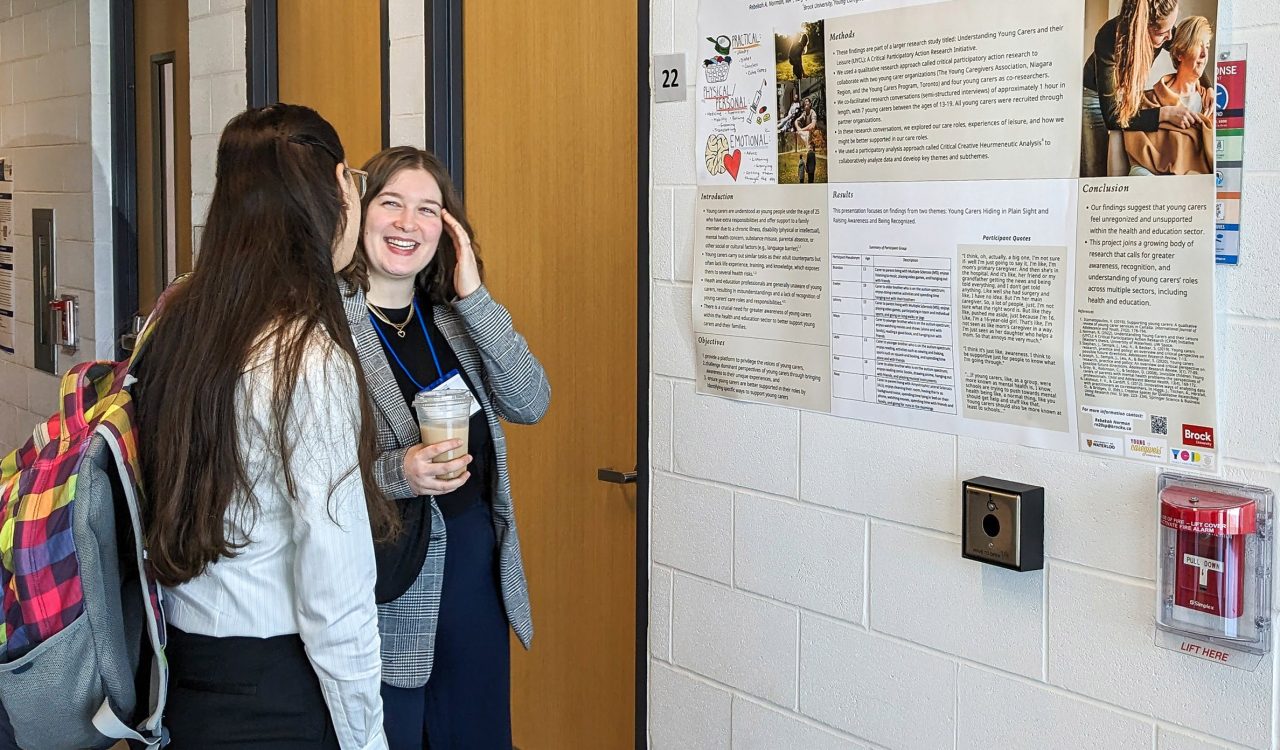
[653,53,687,103]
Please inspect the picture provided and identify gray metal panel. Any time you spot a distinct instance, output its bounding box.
[32,208,55,374]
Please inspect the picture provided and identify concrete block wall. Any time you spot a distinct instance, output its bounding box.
[0,0,112,455]
[648,0,1280,748]
[188,0,245,239]
[387,0,425,150]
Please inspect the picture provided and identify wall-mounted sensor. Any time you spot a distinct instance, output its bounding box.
[961,477,1044,572]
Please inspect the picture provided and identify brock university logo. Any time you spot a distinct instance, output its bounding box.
[1182,424,1215,449]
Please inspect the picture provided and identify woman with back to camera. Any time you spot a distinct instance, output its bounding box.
[338,146,549,749]
[1081,0,1194,176]
[788,32,809,82]
[134,103,396,749]
[1123,15,1215,175]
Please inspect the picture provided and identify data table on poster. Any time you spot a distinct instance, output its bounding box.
[830,253,956,414]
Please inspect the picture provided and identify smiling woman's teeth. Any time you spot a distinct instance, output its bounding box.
[387,238,417,250]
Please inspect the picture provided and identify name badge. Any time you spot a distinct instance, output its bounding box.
[424,369,482,416]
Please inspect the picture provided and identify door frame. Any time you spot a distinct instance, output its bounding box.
[110,0,138,360]
[424,0,651,746]
[148,51,177,289]
[422,0,464,192]
[246,0,278,107]
[633,0,651,742]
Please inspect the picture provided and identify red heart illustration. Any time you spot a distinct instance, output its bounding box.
[722,149,742,180]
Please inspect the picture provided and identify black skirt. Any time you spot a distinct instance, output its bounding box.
[164,628,339,749]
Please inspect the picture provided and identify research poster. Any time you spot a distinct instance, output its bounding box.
[0,162,13,356]
[693,0,1220,468]
[1214,44,1246,265]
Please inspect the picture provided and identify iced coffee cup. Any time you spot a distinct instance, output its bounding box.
[412,389,471,481]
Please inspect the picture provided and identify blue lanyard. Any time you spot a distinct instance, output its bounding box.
[369,298,443,391]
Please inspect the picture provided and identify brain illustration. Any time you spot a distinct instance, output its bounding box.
[705,134,729,176]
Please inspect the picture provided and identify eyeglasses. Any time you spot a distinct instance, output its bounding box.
[345,167,368,199]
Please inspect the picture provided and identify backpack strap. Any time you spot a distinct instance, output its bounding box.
[91,699,162,747]
[127,273,190,373]
[91,420,169,747]
[57,361,118,443]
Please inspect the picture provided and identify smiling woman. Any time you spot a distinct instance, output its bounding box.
[345,149,483,309]
[337,146,550,750]
[363,170,449,287]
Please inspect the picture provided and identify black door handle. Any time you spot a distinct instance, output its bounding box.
[597,467,638,484]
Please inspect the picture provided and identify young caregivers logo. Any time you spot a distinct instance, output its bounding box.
[1126,436,1167,463]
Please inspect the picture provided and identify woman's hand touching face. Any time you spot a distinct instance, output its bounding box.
[444,209,481,299]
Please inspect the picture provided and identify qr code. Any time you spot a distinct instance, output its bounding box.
[1151,415,1168,435]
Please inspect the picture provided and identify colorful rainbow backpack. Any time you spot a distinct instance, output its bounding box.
[0,313,171,748]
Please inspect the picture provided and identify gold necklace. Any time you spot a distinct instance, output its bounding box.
[366,300,415,338]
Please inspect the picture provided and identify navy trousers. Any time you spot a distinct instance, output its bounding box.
[382,501,512,750]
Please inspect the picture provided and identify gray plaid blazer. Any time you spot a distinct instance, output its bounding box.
[340,279,550,688]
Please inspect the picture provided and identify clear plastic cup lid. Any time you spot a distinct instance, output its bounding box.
[413,388,472,409]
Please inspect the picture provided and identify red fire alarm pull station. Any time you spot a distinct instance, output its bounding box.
[1156,473,1272,667]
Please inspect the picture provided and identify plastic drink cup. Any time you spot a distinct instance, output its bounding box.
[412,389,471,481]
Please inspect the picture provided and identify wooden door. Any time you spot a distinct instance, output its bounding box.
[464,1,639,747]
[277,0,383,169]
[134,0,191,312]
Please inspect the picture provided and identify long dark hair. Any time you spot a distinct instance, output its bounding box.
[340,146,482,303]
[136,104,397,587]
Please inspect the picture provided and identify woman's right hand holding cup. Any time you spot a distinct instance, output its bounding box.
[403,440,472,496]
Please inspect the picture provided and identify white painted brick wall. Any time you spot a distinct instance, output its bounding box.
[188,0,244,241]
[868,523,1043,678]
[651,663,733,750]
[956,667,1153,749]
[651,564,674,663]
[652,280,695,379]
[731,696,867,750]
[802,412,958,532]
[1158,728,1241,750]
[671,573,798,706]
[672,381,799,497]
[649,1,1280,748]
[0,0,111,456]
[652,374,673,473]
[652,474,733,584]
[1047,565,1272,747]
[386,0,425,151]
[735,492,864,622]
[798,615,956,748]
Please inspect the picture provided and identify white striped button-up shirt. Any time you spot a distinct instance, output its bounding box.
[162,331,388,750]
